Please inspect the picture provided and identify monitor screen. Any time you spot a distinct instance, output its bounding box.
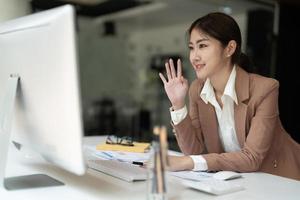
[0,4,86,180]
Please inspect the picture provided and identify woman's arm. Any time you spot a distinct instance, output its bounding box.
[159,59,205,155]
[173,80,206,155]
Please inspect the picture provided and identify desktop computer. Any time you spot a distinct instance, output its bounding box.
[0,5,86,190]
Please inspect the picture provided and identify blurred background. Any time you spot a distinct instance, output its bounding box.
[1,0,299,150]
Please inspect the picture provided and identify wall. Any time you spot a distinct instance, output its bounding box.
[125,23,192,126]
[0,0,30,22]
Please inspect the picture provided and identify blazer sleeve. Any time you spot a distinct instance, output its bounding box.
[202,80,280,172]
[174,80,206,155]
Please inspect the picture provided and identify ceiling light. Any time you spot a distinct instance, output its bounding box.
[219,6,232,14]
[58,0,108,6]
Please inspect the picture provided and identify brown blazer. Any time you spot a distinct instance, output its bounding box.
[174,66,300,180]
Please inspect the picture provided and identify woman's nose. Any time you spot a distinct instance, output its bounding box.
[191,50,201,61]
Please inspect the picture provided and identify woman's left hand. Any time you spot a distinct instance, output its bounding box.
[165,155,194,171]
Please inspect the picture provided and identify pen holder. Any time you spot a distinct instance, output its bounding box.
[147,126,168,200]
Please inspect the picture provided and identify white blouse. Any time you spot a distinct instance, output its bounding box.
[170,66,241,171]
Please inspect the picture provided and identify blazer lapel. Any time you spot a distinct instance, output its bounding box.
[234,67,250,147]
[197,98,224,153]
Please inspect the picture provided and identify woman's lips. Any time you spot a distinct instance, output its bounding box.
[194,63,205,70]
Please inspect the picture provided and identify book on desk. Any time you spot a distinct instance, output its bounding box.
[96,142,150,153]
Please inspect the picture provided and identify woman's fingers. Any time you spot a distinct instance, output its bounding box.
[165,61,172,80]
[169,59,176,79]
[164,58,183,81]
[159,73,167,84]
[181,76,188,84]
[177,59,182,77]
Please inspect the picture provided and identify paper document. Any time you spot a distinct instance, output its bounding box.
[168,170,214,181]
[95,151,151,163]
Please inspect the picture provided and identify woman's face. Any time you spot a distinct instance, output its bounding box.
[189,28,228,80]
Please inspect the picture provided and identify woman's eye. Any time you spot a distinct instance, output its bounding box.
[198,44,207,48]
[188,46,194,50]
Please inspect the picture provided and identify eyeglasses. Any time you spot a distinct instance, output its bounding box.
[106,135,134,146]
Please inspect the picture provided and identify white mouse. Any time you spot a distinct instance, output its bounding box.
[213,171,242,180]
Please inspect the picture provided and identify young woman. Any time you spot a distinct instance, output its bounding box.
[159,12,300,180]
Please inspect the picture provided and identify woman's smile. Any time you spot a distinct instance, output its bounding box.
[193,63,205,71]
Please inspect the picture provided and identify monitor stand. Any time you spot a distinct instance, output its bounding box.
[0,75,64,190]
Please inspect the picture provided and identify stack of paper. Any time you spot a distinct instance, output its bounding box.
[93,150,151,163]
[168,171,214,181]
[96,142,150,153]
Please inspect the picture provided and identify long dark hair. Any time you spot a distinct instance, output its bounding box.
[187,12,251,70]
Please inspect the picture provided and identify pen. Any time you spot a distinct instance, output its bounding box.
[132,161,144,166]
[101,151,113,159]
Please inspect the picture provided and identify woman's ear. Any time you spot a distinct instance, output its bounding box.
[226,40,237,57]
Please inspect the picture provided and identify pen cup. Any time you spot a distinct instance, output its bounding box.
[146,126,168,200]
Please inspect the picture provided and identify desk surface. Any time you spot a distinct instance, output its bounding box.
[1,136,300,200]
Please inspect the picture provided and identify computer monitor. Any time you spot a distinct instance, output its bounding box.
[0,5,86,190]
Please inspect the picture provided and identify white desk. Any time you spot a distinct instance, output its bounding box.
[1,136,299,200]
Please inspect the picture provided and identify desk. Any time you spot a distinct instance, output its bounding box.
[1,136,299,200]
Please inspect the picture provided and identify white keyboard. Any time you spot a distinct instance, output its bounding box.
[182,178,244,195]
[87,159,148,182]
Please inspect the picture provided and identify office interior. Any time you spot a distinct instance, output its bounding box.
[1,0,299,151]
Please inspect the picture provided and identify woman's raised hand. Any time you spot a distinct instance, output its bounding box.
[159,59,188,110]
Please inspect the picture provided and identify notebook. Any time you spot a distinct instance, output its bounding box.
[96,142,150,153]
[87,159,147,182]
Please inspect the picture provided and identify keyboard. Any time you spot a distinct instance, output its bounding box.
[87,159,148,182]
[182,178,244,195]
